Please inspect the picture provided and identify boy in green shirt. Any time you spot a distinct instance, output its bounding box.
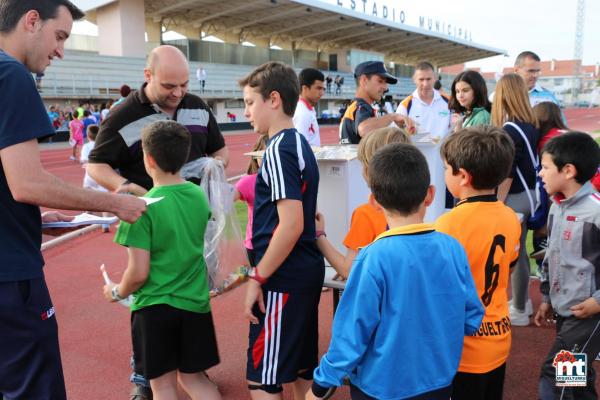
[103,120,221,399]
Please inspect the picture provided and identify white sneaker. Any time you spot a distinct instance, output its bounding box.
[510,305,530,326]
[509,298,533,316]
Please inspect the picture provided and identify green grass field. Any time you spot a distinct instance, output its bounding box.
[235,201,249,231]
[526,230,538,276]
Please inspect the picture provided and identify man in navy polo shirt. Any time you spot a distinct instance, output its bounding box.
[0,2,146,398]
[339,61,412,144]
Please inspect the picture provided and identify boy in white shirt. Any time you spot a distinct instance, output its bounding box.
[293,68,325,147]
[81,124,110,232]
[81,125,107,193]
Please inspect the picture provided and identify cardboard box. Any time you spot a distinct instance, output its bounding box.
[315,141,447,254]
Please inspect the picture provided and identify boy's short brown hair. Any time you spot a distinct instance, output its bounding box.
[357,127,411,176]
[238,62,299,117]
[141,120,191,174]
[86,124,99,141]
[369,143,430,216]
[441,126,515,190]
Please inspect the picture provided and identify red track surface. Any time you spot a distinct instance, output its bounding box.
[40,109,600,399]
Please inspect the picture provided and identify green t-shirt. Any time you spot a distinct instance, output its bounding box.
[114,182,211,313]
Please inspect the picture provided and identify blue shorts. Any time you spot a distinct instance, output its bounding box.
[246,289,320,385]
[0,278,66,399]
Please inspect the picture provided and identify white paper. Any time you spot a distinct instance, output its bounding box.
[100,264,132,307]
[42,213,118,228]
[314,145,358,161]
[141,196,164,205]
[413,133,442,144]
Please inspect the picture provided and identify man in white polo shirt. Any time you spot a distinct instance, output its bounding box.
[293,68,325,146]
[396,61,451,139]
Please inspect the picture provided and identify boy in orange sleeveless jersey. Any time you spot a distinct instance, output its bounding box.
[435,126,522,400]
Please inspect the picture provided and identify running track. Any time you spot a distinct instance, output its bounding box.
[40,108,600,399]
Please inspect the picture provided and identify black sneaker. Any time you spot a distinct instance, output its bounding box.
[536,237,548,249]
[322,387,337,400]
[530,237,548,260]
[130,384,152,400]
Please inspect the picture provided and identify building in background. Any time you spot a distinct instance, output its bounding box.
[441,60,600,107]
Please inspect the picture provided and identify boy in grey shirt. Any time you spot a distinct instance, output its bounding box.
[535,132,600,400]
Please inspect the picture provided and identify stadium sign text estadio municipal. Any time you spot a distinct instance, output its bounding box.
[333,0,473,41]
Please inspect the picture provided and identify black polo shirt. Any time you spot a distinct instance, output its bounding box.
[89,84,225,190]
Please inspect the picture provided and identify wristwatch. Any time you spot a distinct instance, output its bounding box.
[111,285,126,301]
[248,268,268,285]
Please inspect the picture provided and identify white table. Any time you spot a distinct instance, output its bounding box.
[322,266,346,311]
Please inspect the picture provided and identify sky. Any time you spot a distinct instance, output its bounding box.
[71,0,600,73]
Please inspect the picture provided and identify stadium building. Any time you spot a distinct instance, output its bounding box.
[44,0,505,123]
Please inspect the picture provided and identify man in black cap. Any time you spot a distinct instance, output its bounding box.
[339,61,413,144]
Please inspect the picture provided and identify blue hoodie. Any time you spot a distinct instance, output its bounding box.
[313,224,484,399]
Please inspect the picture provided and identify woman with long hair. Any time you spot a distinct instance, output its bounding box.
[533,101,567,153]
[448,70,491,129]
[492,73,540,327]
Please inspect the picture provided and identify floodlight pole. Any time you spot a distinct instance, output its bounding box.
[572,0,585,103]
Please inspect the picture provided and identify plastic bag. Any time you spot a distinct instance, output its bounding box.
[314,145,358,161]
[184,158,250,296]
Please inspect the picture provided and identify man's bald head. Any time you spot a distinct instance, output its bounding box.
[143,45,191,115]
[146,45,188,75]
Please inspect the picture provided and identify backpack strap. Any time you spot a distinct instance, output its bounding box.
[504,121,538,167]
[504,122,536,216]
[400,95,413,115]
[514,167,536,216]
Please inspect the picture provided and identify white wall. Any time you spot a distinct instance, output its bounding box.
[214,101,247,124]
[96,0,146,58]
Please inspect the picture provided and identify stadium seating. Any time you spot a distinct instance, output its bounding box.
[40,51,416,100]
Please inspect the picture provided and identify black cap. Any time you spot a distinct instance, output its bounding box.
[354,61,398,84]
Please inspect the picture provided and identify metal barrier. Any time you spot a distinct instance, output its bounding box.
[41,173,246,251]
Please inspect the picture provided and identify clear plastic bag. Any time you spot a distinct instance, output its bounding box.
[314,145,358,160]
[184,158,250,296]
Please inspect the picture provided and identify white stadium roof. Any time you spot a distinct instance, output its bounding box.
[79,0,506,67]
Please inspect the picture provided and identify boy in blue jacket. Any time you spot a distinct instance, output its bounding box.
[308,143,484,400]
